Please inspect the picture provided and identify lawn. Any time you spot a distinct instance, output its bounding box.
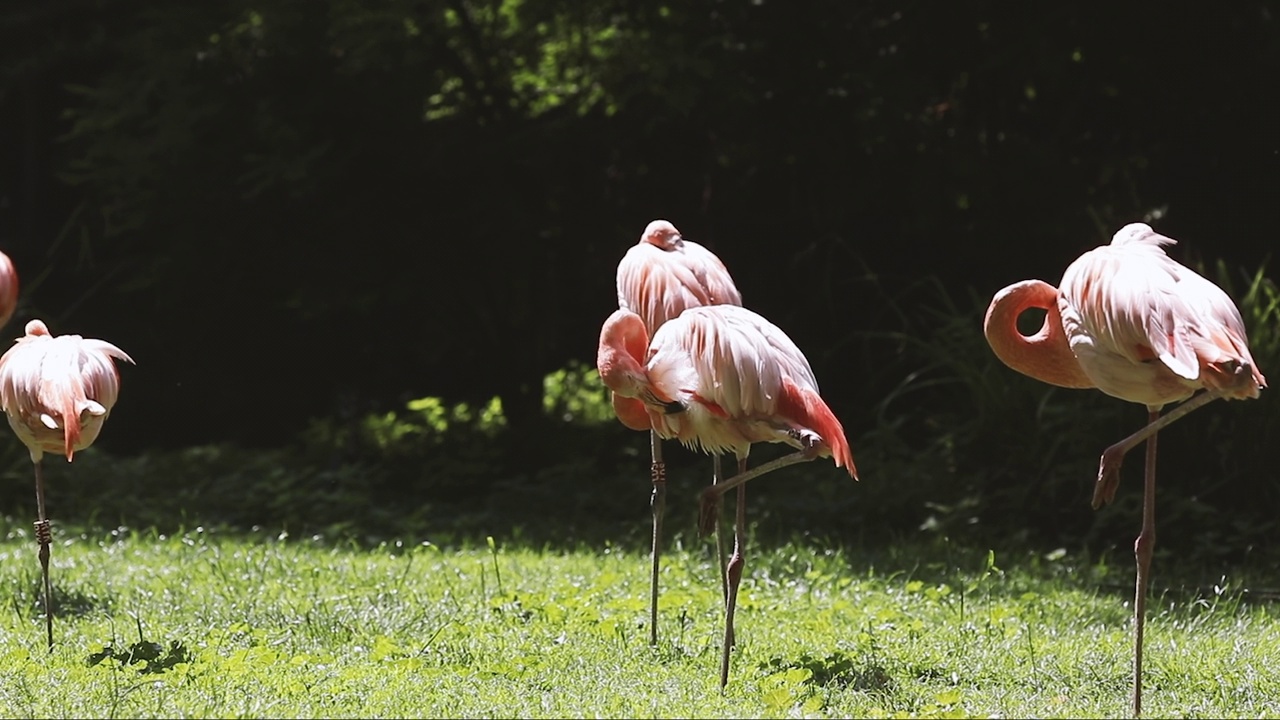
[0,523,1276,718]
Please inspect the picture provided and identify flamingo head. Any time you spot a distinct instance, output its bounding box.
[640,219,683,250]
[24,319,50,338]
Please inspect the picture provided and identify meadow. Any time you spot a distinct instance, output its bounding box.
[5,5,1280,716]
[0,526,1277,718]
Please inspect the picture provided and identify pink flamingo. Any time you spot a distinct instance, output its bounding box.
[0,250,18,329]
[0,319,135,649]
[984,222,1266,716]
[614,219,743,646]
[598,303,857,688]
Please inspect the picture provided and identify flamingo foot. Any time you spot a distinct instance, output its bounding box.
[787,428,825,454]
[1092,443,1126,510]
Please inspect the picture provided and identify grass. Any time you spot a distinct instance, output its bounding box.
[0,524,1277,718]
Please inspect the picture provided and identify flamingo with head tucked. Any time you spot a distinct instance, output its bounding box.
[984,222,1266,717]
[0,319,135,649]
[599,303,857,688]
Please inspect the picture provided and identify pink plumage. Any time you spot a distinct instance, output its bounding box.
[0,317,134,650]
[616,219,743,335]
[0,251,18,330]
[1057,222,1265,406]
[611,220,741,432]
[599,305,856,477]
[610,218,747,651]
[984,221,1265,716]
[600,301,859,687]
[0,319,135,462]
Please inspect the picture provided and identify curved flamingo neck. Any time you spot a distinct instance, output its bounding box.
[597,309,651,395]
[984,279,1094,390]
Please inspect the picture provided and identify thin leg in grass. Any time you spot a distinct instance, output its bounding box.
[712,454,729,605]
[649,429,665,647]
[718,458,749,689]
[1093,392,1220,509]
[1131,408,1159,718]
[33,459,53,651]
[697,451,814,689]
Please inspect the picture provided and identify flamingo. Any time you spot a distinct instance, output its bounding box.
[0,250,18,329]
[614,219,743,647]
[0,319,135,649]
[984,222,1266,717]
[598,304,857,688]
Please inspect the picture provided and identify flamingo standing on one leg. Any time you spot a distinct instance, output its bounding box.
[614,219,743,647]
[598,304,857,688]
[984,222,1265,717]
[0,319,135,650]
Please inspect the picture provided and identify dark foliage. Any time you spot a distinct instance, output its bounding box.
[0,0,1276,560]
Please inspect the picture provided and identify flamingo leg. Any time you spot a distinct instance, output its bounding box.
[649,429,665,647]
[718,458,749,689]
[697,450,815,534]
[32,459,53,651]
[1131,408,1159,718]
[697,452,816,689]
[1093,391,1220,509]
[712,454,729,607]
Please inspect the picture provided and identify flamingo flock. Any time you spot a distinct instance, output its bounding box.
[601,219,1264,712]
[0,217,1265,718]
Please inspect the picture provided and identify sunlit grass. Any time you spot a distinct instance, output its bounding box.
[0,526,1277,718]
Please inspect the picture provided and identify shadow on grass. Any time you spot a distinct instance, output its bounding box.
[86,616,192,674]
[8,569,112,621]
[761,651,896,692]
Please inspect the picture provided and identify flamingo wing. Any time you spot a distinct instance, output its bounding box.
[679,241,743,309]
[616,242,741,332]
[0,329,133,461]
[1060,234,1191,374]
[648,306,855,476]
[75,338,134,413]
[1060,224,1264,403]
[0,335,48,422]
[648,306,789,419]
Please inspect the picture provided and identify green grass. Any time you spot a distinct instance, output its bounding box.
[0,525,1277,718]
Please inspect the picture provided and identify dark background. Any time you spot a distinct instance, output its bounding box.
[0,0,1276,556]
